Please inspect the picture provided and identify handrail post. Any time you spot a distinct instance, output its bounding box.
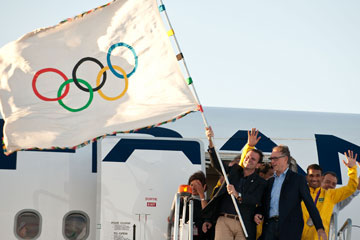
[337,218,352,240]
[179,196,188,240]
[346,219,352,240]
[173,193,181,240]
[334,212,338,240]
[188,199,194,240]
[329,212,338,240]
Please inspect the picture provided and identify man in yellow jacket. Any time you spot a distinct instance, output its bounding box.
[301,150,358,240]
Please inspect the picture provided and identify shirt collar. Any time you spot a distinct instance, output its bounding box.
[309,186,322,193]
[274,167,289,178]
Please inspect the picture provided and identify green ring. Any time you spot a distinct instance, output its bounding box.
[57,78,93,112]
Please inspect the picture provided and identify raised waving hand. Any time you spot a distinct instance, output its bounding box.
[248,128,261,147]
[343,150,358,168]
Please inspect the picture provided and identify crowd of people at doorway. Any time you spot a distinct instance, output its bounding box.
[184,128,360,240]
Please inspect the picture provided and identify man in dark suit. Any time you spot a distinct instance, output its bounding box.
[254,145,327,240]
[202,128,267,240]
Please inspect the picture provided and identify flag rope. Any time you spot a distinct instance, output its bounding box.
[158,0,249,237]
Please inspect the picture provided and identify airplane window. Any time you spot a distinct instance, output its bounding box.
[15,210,41,239]
[63,211,89,240]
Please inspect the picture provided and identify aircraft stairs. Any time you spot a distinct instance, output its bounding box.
[334,212,353,240]
[166,185,354,240]
[167,185,196,240]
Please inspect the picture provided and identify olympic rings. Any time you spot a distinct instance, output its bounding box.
[32,42,137,112]
[57,79,94,112]
[32,68,70,101]
[72,57,107,92]
[97,65,128,101]
[107,42,138,79]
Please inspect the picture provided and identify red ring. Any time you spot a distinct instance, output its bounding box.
[32,68,70,101]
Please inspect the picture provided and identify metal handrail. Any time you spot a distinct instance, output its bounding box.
[167,193,181,240]
[188,199,194,240]
[167,193,194,240]
[179,196,188,240]
[329,212,338,240]
[337,218,352,240]
[174,193,181,240]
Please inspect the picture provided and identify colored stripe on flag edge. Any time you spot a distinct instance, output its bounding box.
[1,110,197,156]
[59,1,113,24]
[19,0,116,41]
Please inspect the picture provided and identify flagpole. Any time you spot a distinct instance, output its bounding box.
[158,1,249,237]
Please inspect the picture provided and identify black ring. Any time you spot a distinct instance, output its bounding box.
[72,57,107,92]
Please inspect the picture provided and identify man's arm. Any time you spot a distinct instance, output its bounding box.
[208,147,230,175]
[337,189,360,211]
[206,127,230,175]
[337,176,360,211]
[254,178,271,222]
[330,151,358,204]
[239,128,260,167]
[227,177,267,206]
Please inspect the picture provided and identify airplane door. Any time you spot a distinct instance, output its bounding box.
[96,136,204,240]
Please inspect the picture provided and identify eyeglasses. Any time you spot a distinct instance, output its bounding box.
[268,155,286,161]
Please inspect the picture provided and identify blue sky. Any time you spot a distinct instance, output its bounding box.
[1,0,360,114]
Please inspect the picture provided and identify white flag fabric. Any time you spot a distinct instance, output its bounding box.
[0,0,198,154]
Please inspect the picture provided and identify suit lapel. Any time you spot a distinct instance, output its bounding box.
[279,170,291,198]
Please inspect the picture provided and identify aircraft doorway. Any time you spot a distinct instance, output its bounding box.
[96,136,205,240]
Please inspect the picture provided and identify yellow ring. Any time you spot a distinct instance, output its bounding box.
[96,65,129,101]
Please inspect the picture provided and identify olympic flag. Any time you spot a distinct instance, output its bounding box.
[0,0,199,154]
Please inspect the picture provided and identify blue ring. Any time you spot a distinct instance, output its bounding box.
[107,42,138,79]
